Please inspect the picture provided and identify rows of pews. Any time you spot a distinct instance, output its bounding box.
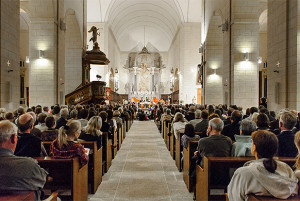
[160,120,300,201]
[1,115,134,201]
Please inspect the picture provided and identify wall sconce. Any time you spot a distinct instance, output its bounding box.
[257,57,262,64]
[213,69,217,75]
[244,52,249,61]
[26,56,30,63]
[39,50,44,59]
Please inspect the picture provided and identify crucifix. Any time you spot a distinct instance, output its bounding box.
[276,61,280,68]
[7,60,10,67]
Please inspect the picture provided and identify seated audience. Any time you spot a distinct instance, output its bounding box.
[181,124,200,149]
[27,112,42,138]
[172,112,187,139]
[99,111,113,138]
[107,110,117,132]
[35,113,48,132]
[0,108,6,121]
[228,130,298,200]
[41,116,58,141]
[256,113,271,131]
[69,109,78,120]
[189,110,201,128]
[222,110,242,141]
[245,107,258,121]
[55,108,68,129]
[161,109,172,123]
[0,120,48,201]
[79,116,102,149]
[194,109,209,136]
[15,113,42,157]
[43,106,50,116]
[50,120,88,167]
[185,106,196,121]
[232,120,256,157]
[78,109,89,128]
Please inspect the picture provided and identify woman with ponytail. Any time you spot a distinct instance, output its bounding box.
[50,120,88,167]
[228,130,298,201]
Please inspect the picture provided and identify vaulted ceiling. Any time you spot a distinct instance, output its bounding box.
[87,0,202,51]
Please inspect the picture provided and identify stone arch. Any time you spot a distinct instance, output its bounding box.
[109,68,115,91]
[65,8,83,94]
[205,13,223,105]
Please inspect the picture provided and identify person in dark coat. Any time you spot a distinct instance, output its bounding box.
[277,112,298,157]
[222,110,242,141]
[55,108,68,129]
[15,114,42,157]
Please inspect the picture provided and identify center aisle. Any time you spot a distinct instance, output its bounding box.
[90,120,193,201]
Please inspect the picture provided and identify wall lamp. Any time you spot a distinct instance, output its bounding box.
[257,57,262,64]
[39,50,44,59]
[26,56,30,63]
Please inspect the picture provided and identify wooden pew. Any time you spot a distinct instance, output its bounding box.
[165,122,171,151]
[196,157,296,201]
[170,130,175,159]
[126,119,129,132]
[35,157,88,201]
[0,191,35,201]
[112,128,118,159]
[175,132,184,171]
[162,120,166,139]
[102,132,112,173]
[77,140,102,194]
[117,125,122,150]
[183,140,199,192]
[123,122,126,140]
[247,194,300,201]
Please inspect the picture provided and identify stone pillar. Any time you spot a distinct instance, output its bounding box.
[230,0,260,110]
[0,0,20,110]
[268,0,299,111]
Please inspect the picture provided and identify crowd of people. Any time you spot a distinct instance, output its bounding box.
[152,103,300,200]
[1,102,300,200]
[0,103,135,200]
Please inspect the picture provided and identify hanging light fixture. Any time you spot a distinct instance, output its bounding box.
[139,26,150,66]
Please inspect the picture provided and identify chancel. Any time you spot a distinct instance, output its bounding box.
[1,0,300,201]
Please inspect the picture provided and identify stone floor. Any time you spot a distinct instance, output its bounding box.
[89,120,193,201]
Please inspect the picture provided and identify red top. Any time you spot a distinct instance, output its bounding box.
[50,139,88,167]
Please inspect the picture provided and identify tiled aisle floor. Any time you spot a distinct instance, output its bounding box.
[89,120,193,201]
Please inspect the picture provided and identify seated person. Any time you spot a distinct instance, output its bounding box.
[189,110,202,128]
[194,109,209,137]
[15,113,42,157]
[228,130,298,200]
[295,131,300,179]
[222,110,242,141]
[78,109,89,128]
[172,112,187,139]
[55,108,68,129]
[0,120,48,201]
[79,116,102,149]
[232,120,256,157]
[181,123,200,149]
[50,120,88,167]
[41,116,58,141]
[113,110,123,127]
[277,111,298,157]
[35,113,48,132]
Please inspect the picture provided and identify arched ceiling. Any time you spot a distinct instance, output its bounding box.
[87,0,202,51]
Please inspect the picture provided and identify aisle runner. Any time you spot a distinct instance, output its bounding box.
[90,120,193,201]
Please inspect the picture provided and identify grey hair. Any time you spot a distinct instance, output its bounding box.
[60,108,69,118]
[252,112,259,124]
[280,112,297,130]
[208,118,224,132]
[27,111,37,123]
[0,120,18,144]
[241,119,257,136]
[70,109,78,119]
[195,110,201,118]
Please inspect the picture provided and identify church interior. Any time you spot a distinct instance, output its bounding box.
[1,0,300,201]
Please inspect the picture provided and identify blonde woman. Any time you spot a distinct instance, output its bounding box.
[79,116,102,149]
[294,131,300,179]
[50,120,88,167]
[172,112,187,139]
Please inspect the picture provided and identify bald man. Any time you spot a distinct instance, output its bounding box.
[0,120,47,200]
[15,113,42,157]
